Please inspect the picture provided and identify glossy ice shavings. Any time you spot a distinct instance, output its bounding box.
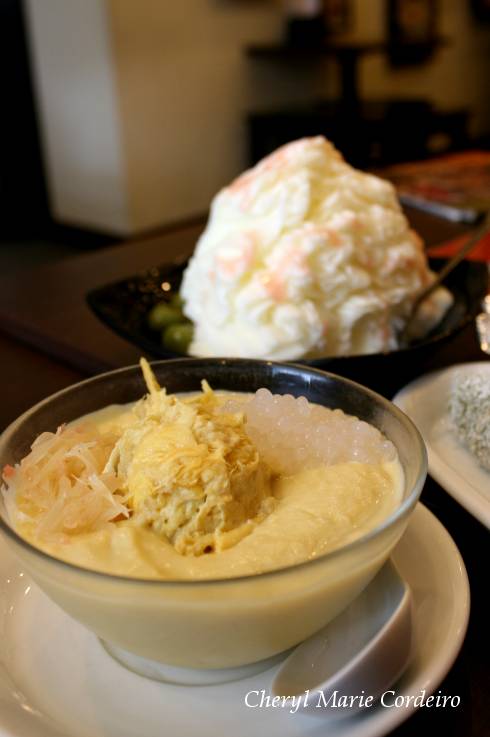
[449,373,490,471]
[181,136,452,360]
[222,389,396,475]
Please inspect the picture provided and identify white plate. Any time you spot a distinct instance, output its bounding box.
[394,362,490,528]
[0,504,469,737]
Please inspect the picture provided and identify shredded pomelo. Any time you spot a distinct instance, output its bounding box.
[1,423,129,542]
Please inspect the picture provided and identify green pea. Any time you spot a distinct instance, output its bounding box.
[170,293,185,309]
[147,302,183,331]
[162,323,194,353]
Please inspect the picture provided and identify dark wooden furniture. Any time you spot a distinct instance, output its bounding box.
[245,37,469,168]
[248,101,469,169]
[247,39,446,108]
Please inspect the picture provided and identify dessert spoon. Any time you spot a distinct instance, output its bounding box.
[399,212,490,346]
[271,561,412,718]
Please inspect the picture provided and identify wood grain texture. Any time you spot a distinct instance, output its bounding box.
[0,223,202,373]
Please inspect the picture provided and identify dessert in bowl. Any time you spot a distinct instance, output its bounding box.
[0,359,426,681]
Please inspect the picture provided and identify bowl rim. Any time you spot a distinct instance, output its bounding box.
[0,358,427,587]
[86,257,488,363]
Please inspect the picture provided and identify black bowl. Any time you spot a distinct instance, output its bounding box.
[87,258,487,396]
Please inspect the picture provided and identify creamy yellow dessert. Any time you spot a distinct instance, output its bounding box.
[2,360,403,580]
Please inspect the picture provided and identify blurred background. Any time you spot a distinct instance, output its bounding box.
[1,0,490,269]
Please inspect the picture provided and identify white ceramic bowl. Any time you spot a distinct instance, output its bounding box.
[0,359,426,681]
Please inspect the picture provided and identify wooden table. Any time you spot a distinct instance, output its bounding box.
[0,209,488,736]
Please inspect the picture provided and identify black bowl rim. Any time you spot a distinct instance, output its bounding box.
[86,258,488,364]
[0,358,427,587]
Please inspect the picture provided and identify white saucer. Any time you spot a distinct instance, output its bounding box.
[394,362,490,528]
[0,504,469,737]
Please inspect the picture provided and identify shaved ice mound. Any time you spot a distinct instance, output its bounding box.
[181,136,452,360]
